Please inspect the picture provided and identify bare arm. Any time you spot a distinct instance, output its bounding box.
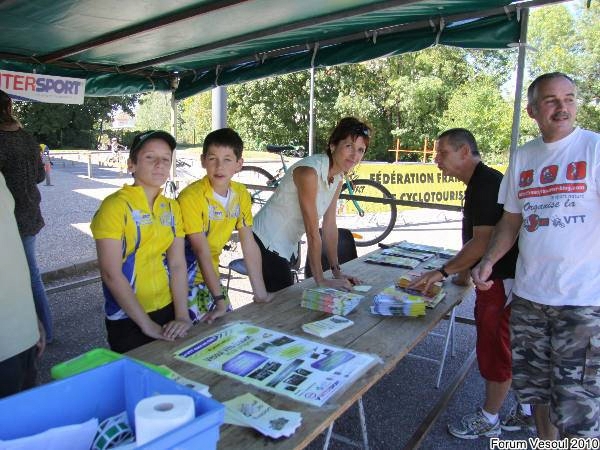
[322,182,359,286]
[294,166,325,283]
[187,232,227,323]
[410,225,494,293]
[472,211,522,290]
[294,167,352,290]
[96,239,168,341]
[238,226,273,303]
[163,237,192,338]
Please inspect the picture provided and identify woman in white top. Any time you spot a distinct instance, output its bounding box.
[253,117,370,292]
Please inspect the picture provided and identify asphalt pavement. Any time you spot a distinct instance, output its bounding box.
[33,153,533,449]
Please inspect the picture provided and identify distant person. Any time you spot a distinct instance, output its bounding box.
[409,128,530,439]
[91,130,191,353]
[110,137,125,155]
[178,128,272,324]
[0,89,54,343]
[40,144,53,186]
[252,117,369,292]
[472,72,600,440]
[0,172,45,398]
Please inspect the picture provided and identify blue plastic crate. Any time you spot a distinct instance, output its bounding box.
[0,359,224,449]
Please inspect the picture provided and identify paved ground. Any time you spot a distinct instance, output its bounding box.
[33,154,533,449]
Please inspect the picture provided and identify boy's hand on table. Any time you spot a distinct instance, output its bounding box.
[201,302,228,324]
[163,318,192,339]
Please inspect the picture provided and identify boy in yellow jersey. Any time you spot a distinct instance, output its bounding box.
[178,128,272,324]
[91,131,191,353]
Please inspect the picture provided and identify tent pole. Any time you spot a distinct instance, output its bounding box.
[308,66,316,156]
[212,86,227,130]
[509,8,530,155]
[170,91,178,180]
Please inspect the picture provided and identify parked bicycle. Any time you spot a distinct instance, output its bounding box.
[232,145,397,246]
[163,158,195,198]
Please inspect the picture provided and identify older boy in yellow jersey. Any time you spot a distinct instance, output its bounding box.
[178,128,273,324]
[91,131,191,353]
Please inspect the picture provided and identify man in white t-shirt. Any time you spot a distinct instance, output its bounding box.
[472,72,600,440]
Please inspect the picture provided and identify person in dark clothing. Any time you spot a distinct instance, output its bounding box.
[0,89,53,343]
[410,128,530,439]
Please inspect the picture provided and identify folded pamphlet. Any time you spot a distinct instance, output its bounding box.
[223,393,302,439]
[302,315,354,338]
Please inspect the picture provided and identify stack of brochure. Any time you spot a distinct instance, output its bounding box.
[396,270,443,297]
[301,287,363,316]
[392,241,458,260]
[364,252,421,269]
[302,315,354,338]
[224,393,302,439]
[380,247,434,262]
[370,289,427,317]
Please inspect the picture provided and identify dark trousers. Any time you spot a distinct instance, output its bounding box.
[0,345,38,399]
[106,303,175,354]
[253,233,295,293]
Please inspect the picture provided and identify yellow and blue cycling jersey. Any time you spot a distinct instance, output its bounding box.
[90,184,184,319]
[178,176,253,286]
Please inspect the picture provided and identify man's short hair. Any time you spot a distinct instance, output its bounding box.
[203,128,243,159]
[437,128,480,156]
[527,72,576,106]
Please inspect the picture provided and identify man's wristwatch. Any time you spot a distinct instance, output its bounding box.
[437,265,449,279]
[212,294,226,301]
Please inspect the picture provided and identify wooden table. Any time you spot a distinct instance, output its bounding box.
[128,252,470,449]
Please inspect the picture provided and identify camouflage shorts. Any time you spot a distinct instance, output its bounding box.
[511,294,600,437]
[187,284,232,324]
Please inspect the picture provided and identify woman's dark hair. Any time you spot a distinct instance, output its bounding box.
[0,89,18,126]
[326,117,371,157]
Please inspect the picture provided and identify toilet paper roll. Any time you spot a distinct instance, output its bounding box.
[134,394,195,446]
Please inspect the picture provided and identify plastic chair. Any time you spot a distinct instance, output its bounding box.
[304,228,358,279]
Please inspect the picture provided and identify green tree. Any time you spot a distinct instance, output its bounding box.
[179,92,212,146]
[438,76,514,163]
[13,96,136,148]
[134,92,172,132]
[228,71,311,152]
[528,2,600,132]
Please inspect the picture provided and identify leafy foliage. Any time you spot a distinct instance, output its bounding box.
[13,96,136,148]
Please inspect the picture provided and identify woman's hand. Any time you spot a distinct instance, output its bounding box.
[318,277,354,291]
[333,270,361,286]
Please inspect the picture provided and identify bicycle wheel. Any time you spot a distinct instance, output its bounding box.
[232,166,276,215]
[338,179,397,247]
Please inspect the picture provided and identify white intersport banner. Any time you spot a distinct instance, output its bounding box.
[0,69,86,104]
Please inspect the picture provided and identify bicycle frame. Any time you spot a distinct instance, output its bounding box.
[343,176,366,217]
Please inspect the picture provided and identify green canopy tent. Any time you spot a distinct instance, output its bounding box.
[0,0,572,157]
[0,0,567,98]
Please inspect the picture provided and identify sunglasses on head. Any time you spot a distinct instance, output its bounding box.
[352,124,370,137]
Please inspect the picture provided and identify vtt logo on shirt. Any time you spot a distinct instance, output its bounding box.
[208,205,224,221]
[131,210,153,226]
[159,211,175,227]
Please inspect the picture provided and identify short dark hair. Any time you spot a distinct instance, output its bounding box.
[203,128,243,159]
[437,128,479,156]
[129,130,176,162]
[326,117,371,157]
[527,72,575,106]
